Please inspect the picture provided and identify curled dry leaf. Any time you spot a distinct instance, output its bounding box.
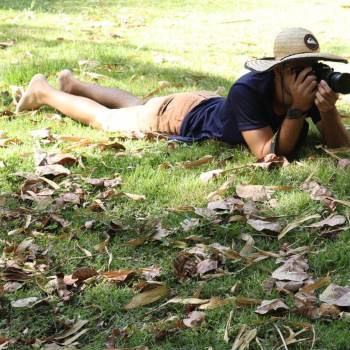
[319,283,350,306]
[30,128,52,139]
[231,325,257,350]
[247,218,282,233]
[255,298,289,314]
[11,296,39,308]
[278,214,320,240]
[102,269,135,282]
[207,196,243,211]
[236,184,273,201]
[97,139,125,151]
[198,296,236,310]
[181,218,200,232]
[300,180,336,210]
[276,280,304,293]
[272,255,309,282]
[196,259,218,274]
[183,311,205,328]
[71,267,98,282]
[180,155,214,169]
[199,168,225,183]
[123,283,168,310]
[194,207,217,219]
[337,158,350,169]
[255,153,289,169]
[319,303,341,318]
[308,214,346,228]
[294,290,318,309]
[152,222,171,241]
[35,164,70,177]
[207,175,235,201]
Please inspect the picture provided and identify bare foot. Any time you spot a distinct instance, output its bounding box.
[15,74,48,113]
[58,69,75,94]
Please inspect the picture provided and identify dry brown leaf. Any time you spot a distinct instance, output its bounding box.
[207,197,244,211]
[71,267,97,282]
[319,303,341,318]
[152,222,171,241]
[3,281,23,293]
[0,137,22,147]
[276,280,304,293]
[35,164,70,177]
[30,128,52,139]
[319,283,350,306]
[262,278,275,294]
[207,175,235,201]
[0,40,15,49]
[167,297,210,305]
[196,259,218,274]
[123,284,168,310]
[294,291,318,310]
[300,180,336,209]
[199,296,236,310]
[194,207,217,219]
[239,233,254,257]
[180,155,214,169]
[278,214,320,240]
[102,269,135,282]
[231,325,257,350]
[199,168,225,183]
[236,184,273,201]
[300,276,331,294]
[46,153,77,166]
[173,251,199,280]
[247,218,282,233]
[98,140,125,151]
[123,192,146,201]
[255,299,289,314]
[308,214,346,228]
[181,218,200,232]
[337,158,350,169]
[183,311,205,328]
[272,255,309,282]
[224,310,233,343]
[11,296,39,308]
[255,153,289,169]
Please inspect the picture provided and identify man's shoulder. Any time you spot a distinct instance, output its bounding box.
[232,70,274,94]
[234,71,274,88]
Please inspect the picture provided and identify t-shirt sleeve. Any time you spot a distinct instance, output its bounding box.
[228,84,270,131]
[308,104,321,125]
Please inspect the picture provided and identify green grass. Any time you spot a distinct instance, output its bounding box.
[1,1,350,349]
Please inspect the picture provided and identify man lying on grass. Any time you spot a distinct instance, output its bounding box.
[16,27,350,158]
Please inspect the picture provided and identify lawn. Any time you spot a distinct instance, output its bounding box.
[1,1,350,349]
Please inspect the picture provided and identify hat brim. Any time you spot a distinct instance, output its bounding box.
[245,52,348,72]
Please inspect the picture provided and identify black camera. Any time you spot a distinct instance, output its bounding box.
[312,62,350,94]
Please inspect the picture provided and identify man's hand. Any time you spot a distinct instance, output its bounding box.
[315,80,339,114]
[286,67,318,112]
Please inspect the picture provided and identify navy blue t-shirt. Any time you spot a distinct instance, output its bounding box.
[175,71,321,145]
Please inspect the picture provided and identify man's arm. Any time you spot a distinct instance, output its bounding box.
[315,80,350,147]
[242,117,306,158]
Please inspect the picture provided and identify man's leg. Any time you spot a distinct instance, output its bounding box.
[16,74,114,129]
[58,69,143,109]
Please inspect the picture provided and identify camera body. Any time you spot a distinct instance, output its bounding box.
[312,63,350,94]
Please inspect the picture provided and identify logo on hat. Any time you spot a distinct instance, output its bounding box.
[304,34,319,50]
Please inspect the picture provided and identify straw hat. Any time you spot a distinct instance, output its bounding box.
[245,27,348,72]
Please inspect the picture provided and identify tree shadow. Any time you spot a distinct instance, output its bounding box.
[0,0,96,13]
[0,22,235,92]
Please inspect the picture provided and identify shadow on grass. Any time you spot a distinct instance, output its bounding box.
[0,0,104,13]
[0,22,235,91]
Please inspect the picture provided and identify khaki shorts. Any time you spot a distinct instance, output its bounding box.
[97,91,219,134]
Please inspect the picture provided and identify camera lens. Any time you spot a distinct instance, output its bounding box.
[329,72,350,94]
